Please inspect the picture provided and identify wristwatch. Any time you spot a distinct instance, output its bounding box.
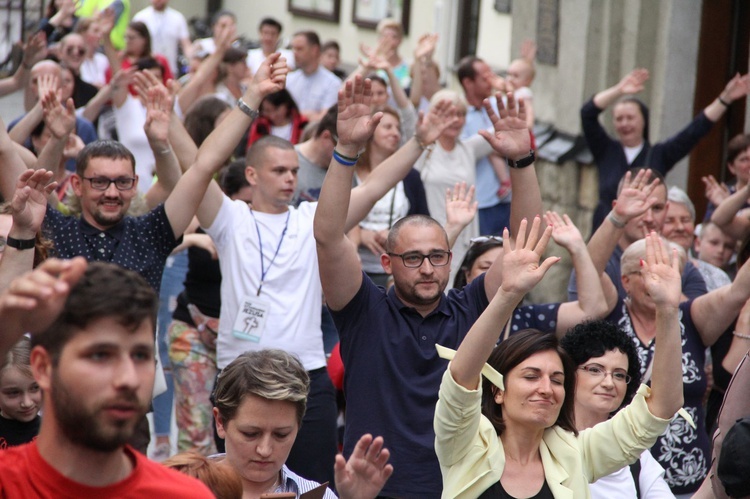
[506,149,535,169]
[237,98,259,120]
[6,236,35,250]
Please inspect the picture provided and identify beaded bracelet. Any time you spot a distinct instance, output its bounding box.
[733,331,750,340]
[332,149,360,167]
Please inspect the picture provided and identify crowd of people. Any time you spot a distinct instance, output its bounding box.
[1,2,750,498]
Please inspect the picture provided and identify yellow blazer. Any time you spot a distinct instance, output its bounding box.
[434,368,671,499]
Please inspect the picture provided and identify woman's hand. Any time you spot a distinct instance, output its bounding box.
[445,182,478,231]
[11,169,57,237]
[720,73,750,103]
[702,175,731,207]
[335,434,393,499]
[415,98,458,146]
[478,92,531,161]
[499,216,559,296]
[41,89,76,140]
[617,68,649,95]
[641,232,681,310]
[546,211,585,253]
[143,85,171,145]
[63,134,84,160]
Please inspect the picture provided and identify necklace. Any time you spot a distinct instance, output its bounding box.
[266,472,281,493]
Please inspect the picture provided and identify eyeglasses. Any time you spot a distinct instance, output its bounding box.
[83,176,136,191]
[65,47,86,57]
[578,364,631,384]
[387,251,451,268]
[470,235,503,245]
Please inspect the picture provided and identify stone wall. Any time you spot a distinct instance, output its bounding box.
[525,158,598,304]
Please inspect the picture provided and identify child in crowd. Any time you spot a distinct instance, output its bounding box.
[0,338,41,449]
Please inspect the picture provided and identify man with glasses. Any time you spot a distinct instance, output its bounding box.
[314,79,545,497]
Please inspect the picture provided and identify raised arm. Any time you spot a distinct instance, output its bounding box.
[0,114,35,201]
[703,73,750,122]
[346,96,456,229]
[546,211,609,335]
[592,68,649,110]
[409,33,438,108]
[334,434,393,499]
[711,182,750,240]
[690,250,750,346]
[314,76,384,311]
[0,169,57,291]
[642,232,684,418]
[450,217,558,389]
[0,32,46,99]
[0,257,87,360]
[171,53,288,234]
[36,90,76,184]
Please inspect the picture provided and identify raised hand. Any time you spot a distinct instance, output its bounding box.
[248,52,288,100]
[617,68,649,95]
[143,85,172,144]
[414,33,438,60]
[0,258,87,337]
[612,169,661,222]
[545,211,585,252]
[702,175,730,206]
[213,21,236,55]
[37,73,58,102]
[63,134,84,160]
[478,92,531,159]
[364,53,391,71]
[11,169,57,236]
[335,434,393,499]
[132,67,167,104]
[22,32,47,70]
[641,232,681,309]
[41,89,76,140]
[415,98,459,146]
[336,75,383,153]
[96,8,115,36]
[721,73,750,102]
[445,182,478,230]
[520,39,537,62]
[499,216,559,295]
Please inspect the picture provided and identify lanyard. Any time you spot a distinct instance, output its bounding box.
[250,208,290,296]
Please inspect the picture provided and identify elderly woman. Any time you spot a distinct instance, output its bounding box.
[601,234,750,497]
[561,321,674,498]
[435,226,684,498]
[212,349,392,499]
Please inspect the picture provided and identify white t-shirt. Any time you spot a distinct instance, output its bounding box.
[113,94,154,193]
[80,52,109,87]
[356,179,410,274]
[246,47,295,74]
[133,6,189,75]
[286,66,341,114]
[589,451,674,499]
[624,143,644,164]
[204,199,326,371]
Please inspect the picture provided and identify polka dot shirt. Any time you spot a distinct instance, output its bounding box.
[44,204,181,293]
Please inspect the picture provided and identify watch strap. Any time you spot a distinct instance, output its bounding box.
[506,149,536,169]
[6,236,36,250]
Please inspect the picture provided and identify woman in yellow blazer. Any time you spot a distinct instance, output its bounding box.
[434,224,684,498]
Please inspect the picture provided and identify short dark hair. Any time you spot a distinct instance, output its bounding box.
[30,262,158,364]
[214,349,309,426]
[560,320,641,411]
[127,21,152,56]
[219,159,250,198]
[293,30,321,48]
[135,56,164,75]
[453,238,503,289]
[728,133,750,165]
[75,140,136,176]
[385,215,449,253]
[482,329,578,436]
[184,96,232,147]
[262,88,299,114]
[315,105,338,139]
[456,56,482,87]
[245,135,295,168]
[259,17,282,33]
[211,10,236,28]
[222,47,247,65]
[321,40,340,53]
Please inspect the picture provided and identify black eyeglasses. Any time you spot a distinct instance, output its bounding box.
[83,176,136,191]
[470,235,503,245]
[578,365,631,384]
[387,250,451,268]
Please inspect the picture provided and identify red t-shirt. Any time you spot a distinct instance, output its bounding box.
[0,441,214,498]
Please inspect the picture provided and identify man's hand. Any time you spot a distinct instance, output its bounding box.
[0,258,88,337]
[335,75,383,155]
[11,169,57,237]
[617,68,649,95]
[611,168,660,223]
[414,33,438,60]
[478,92,531,160]
[245,52,288,103]
[334,434,393,499]
[415,98,459,146]
[41,89,76,140]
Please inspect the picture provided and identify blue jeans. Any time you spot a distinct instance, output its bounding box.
[152,250,189,437]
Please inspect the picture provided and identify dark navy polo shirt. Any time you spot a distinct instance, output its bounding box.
[44,203,181,292]
[331,272,489,498]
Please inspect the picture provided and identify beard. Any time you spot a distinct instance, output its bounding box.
[51,369,148,452]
